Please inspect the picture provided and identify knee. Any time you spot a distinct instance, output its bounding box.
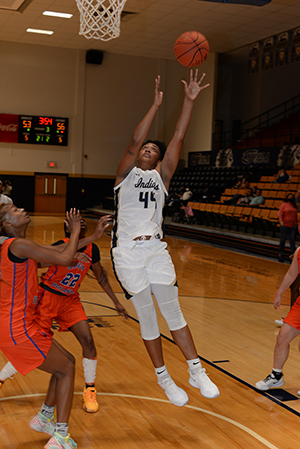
[163,306,187,331]
[137,304,160,340]
[158,298,187,331]
[276,332,290,348]
[81,334,96,353]
[55,355,75,380]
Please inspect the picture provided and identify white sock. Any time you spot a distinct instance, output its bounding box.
[155,365,170,382]
[187,358,202,375]
[82,358,97,385]
[0,361,18,382]
[273,368,282,373]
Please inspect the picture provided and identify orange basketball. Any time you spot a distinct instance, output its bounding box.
[174,31,209,67]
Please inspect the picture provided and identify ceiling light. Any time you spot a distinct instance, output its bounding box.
[26,28,54,35]
[43,11,73,19]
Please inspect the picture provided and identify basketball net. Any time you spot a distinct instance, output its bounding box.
[75,0,128,41]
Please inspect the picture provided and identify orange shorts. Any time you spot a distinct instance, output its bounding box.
[0,328,52,376]
[36,288,87,333]
[284,296,300,331]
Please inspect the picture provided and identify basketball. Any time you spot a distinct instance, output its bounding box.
[174,31,209,67]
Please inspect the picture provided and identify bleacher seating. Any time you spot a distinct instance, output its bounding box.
[234,110,300,149]
[171,164,300,239]
[169,165,269,202]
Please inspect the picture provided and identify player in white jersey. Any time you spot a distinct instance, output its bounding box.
[111,70,220,406]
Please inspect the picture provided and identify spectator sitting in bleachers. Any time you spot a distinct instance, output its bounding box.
[165,186,193,218]
[170,187,193,212]
[276,169,290,183]
[224,188,253,206]
[200,187,213,203]
[180,186,193,205]
[249,189,264,206]
[165,185,184,208]
[234,175,249,190]
[165,188,182,207]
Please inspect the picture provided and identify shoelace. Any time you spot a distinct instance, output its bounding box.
[86,389,97,402]
[52,433,77,449]
[197,369,212,385]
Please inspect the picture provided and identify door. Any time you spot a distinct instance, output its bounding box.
[34,174,67,213]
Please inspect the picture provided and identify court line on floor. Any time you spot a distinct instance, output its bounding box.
[81,298,300,419]
[81,290,289,305]
[0,392,279,449]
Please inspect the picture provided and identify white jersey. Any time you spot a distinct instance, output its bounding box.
[112,166,167,247]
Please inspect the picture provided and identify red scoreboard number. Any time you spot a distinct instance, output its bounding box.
[18,115,68,146]
[39,116,53,126]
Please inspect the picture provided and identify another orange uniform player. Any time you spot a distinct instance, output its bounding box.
[35,219,128,413]
[0,205,110,449]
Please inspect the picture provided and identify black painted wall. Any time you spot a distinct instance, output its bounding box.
[1,174,115,213]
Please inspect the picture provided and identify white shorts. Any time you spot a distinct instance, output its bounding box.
[111,239,177,298]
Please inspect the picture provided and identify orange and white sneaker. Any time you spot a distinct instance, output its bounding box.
[83,387,99,413]
[44,432,77,449]
[29,411,55,435]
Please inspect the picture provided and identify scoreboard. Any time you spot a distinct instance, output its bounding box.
[18,115,68,146]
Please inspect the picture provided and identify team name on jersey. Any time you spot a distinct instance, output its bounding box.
[134,177,160,190]
[50,282,74,295]
[68,262,85,271]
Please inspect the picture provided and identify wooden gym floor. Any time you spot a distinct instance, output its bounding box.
[0,215,300,449]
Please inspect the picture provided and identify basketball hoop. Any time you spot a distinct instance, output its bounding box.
[75,0,128,41]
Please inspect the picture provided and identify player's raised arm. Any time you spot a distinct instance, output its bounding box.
[115,76,163,185]
[48,214,112,253]
[10,209,81,266]
[158,69,210,189]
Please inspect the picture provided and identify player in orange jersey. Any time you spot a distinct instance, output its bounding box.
[256,247,300,393]
[0,204,110,449]
[0,218,128,414]
[35,218,128,413]
[0,219,128,413]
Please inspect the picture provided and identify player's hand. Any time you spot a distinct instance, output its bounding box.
[65,209,81,235]
[74,252,92,264]
[273,292,282,310]
[92,215,112,240]
[153,75,163,107]
[182,69,210,101]
[115,302,129,320]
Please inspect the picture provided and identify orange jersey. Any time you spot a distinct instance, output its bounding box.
[40,240,93,296]
[0,238,39,347]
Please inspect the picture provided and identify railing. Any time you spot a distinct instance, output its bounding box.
[213,94,300,150]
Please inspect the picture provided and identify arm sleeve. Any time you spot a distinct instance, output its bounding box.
[92,243,100,264]
[52,240,65,246]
